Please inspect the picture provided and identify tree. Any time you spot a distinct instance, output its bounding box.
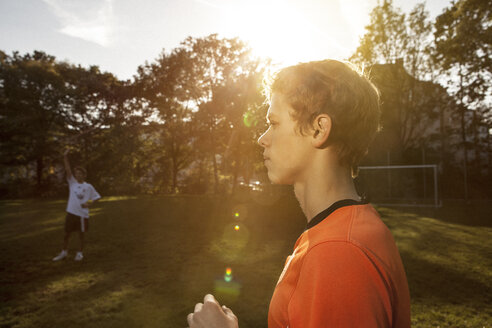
[62,65,152,195]
[368,62,443,156]
[406,3,436,81]
[180,34,255,193]
[0,50,151,196]
[136,48,197,193]
[0,36,269,197]
[350,1,437,161]
[434,0,492,200]
[0,51,69,189]
[350,0,408,67]
[203,59,268,193]
[138,34,263,194]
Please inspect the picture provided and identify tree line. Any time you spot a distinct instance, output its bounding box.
[1,0,490,199]
[1,35,268,197]
[351,0,491,201]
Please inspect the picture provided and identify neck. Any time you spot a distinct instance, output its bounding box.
[293,153,360,222]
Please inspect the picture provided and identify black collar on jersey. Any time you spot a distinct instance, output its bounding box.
[306,198,368,230]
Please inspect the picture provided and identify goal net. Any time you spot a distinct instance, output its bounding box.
[356,165,441,208]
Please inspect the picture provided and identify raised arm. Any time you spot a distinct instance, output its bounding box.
[64,149,73,179]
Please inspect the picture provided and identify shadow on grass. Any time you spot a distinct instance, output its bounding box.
[9,195,489,327]
[1,196,225,327]
[402,249,492,327]
[0,200,66,241]
[0,194,306,328]
[402,249,492,306]
[377,205,492,326]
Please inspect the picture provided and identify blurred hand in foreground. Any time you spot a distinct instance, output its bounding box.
[187,294,238,328]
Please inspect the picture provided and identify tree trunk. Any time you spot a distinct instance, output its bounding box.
[172,156,178,194]
[487,131,492,177]
[472,110,480,176]
[231,164,239,195]
[36,156,44,189]
[458,68,469,201]
[209,117,219,194]
[439,103,446,165]
[212,152,219,194]
[171,134,179,194]
[439,103,446,198]
[460,106,469,201]
[488,130,492,181]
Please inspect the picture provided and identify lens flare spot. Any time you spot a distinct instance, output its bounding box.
[243,111,257,128]
[231,205,248,220]
[234,225,240,231]
[224,267,233,282]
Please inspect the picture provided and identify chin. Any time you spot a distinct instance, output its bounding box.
[267,171,278,184]
[267,171,291,185]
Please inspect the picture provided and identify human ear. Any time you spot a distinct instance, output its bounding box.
[311,114,332,148]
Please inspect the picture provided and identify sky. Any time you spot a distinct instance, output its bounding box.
[0,0,453,81]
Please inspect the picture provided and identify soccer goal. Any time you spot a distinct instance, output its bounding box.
[357,165,441,208]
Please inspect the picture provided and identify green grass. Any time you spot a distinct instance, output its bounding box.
[0,194,490,327]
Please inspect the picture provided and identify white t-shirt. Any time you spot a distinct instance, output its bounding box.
[66,175,101,218]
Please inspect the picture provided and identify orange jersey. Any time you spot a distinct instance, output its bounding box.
[268,201,411,328]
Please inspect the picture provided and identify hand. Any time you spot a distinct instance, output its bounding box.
[81,201,91,208]
[187,294,238,328]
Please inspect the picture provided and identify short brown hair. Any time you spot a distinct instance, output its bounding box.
[74,166,87,177]
[267,60,380,177]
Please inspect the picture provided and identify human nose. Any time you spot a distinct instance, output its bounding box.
[257,129,269,147]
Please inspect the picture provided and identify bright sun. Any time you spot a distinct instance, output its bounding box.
[219,0,365,67]
[221,0,323,66]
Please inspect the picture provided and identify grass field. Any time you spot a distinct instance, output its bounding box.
[0,193,491,328]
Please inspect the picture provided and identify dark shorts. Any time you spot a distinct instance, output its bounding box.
[65,212,89,233]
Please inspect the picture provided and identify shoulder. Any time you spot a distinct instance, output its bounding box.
[67,175,76,185]
[347,205,399,263]
[300,204,403,293]
[302,240,373,274]
[349,204,390,237]
[306,204,382,244]
[307,204,390,247]
[302,204,396,275]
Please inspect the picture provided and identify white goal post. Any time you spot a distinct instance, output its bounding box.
[358,164,441,208]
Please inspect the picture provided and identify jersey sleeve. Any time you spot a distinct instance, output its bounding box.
[88,185,101,201]
[288,242,393,328]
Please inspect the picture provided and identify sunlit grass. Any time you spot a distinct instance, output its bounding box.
[0,196,490,327]
[98,196,139,203]
[378,206,492,327]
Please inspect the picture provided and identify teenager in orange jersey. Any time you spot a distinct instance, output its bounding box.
[187,60,411,328]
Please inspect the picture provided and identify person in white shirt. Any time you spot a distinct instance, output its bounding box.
[53,149,101,261]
